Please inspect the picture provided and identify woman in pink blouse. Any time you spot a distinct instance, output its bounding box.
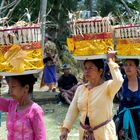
[0,74,46,140]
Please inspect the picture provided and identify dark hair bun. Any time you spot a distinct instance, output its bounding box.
[9,74,37,93]
[26,74,37,84]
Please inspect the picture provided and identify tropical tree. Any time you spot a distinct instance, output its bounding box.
[0,0,40,24]
[45,0,80,70]
[95,0,140,24]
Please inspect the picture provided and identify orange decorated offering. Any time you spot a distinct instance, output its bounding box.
[114,24,140,58]
[67,16,114,59]
[0,21,43,75]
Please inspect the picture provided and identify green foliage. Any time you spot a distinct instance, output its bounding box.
[1,0,40,24]
[96,0,119,17]
[12,0,40,22]
[46,0,79,39]
[45,0,80,74]
[126,0,140,11]
[95,0,140,24]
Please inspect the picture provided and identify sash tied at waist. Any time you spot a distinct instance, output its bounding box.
[80,118,112,140]
[118,105,140,140]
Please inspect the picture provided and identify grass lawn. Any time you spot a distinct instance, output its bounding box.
[43,104,79,140]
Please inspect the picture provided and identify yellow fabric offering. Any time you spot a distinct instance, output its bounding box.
[116,38,140,56]
[0,44,44,73]
[67,38,113,56]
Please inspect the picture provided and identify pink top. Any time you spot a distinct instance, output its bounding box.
[0,97,46,140]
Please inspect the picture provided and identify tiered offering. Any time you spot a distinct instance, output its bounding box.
[67,17,114,59]
[115,24,140,58]
[0,21,43,75]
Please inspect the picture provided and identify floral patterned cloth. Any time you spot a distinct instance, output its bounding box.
[0,98,46,140]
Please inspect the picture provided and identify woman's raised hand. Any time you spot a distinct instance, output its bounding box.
[107,48,116,61]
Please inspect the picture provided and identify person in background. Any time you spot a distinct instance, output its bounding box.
[104,59,125,81]
[57,64,78,104]
[114,59,126,103]
[115,59,140,140]
[0,74,46,140]
[60,84,79,105]
[60,50,124,140]
[40,40,58,92]
[42,55,57,92]
[61,75,87,105]
[60,82,83,105]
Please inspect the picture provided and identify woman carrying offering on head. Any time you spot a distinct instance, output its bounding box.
[60,50,124,140]
[116,59,140,140]
[0,74,46,140]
